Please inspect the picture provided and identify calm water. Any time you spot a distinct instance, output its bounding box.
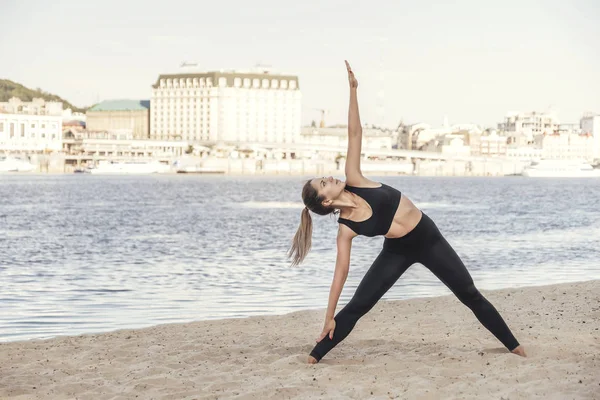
[1,175,599,342]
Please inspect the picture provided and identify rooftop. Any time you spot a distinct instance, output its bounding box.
[152,71,299,89]
[88,100,150,112]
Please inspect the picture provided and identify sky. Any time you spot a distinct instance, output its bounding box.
[0,0,598,128]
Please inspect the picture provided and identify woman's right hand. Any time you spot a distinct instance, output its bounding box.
[345,60,358,89]
[316,318,336,342]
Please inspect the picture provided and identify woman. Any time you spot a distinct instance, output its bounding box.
[288,61,526,364]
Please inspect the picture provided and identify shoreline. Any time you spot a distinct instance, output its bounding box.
[1,280,598,399]
[2,278,596,345]
[0,171,524,177]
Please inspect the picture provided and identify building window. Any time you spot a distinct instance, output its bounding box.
[20,124,25,137]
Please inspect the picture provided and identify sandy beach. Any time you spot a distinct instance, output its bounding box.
[1,280,598,400]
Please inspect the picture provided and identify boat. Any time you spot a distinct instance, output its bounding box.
[176,166,225,174]
[88,160,171,175]
[522,159,600,178]
[172,159,225,174]
[0,156,36,172]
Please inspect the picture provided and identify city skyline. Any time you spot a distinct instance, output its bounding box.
[1,0,599,128]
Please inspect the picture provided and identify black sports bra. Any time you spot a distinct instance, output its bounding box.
[337,183,402,237]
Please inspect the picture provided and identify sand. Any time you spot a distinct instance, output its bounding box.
[1,280,598,400]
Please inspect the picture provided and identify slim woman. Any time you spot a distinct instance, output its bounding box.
[289,60,526,364]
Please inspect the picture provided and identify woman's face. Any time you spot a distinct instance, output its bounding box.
[310,176,345,204]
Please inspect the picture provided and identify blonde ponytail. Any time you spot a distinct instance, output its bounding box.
[288,207,313,267]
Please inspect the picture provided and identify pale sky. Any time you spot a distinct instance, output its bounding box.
[1,0,598,128]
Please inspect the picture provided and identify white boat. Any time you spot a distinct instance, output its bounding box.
[88,160,171,175]
[522,159,600,178]
[176,166,225,174]
[0,156,36,172]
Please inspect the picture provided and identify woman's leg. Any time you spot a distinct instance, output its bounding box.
[309,249,415,362]
[418,235,520,351]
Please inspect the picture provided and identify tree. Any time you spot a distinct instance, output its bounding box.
[0,79,87,112]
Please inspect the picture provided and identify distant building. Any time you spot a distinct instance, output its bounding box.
[0,97,63,152]
[539,132,595,161]
[62,108,87,125]
[398,121,481,151]
[0,114,62,152]
[150,67,302,144]
[479,130,508,156]
[62,137,188,159]
[86,100,150,139]
[498,111,559,136]
[398,123,431,150]
[440,134,471,156]
[0,97,63,116]
[580,113,600,161]
[506,147,543,160]
[300,126,392,150]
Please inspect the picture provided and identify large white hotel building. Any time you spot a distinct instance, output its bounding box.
[150,68,301,144]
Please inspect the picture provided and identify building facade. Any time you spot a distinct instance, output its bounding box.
[479,131,508,156]
[498,111,559,136]
[150,69,302,144]
[580,113,600,161]
[86,100,150,139]
[539,133,595,161]
[299,127,393,150]
[0,98,63,152]
[0,97,63,116]
[0,113,63,152]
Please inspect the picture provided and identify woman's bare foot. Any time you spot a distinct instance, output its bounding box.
[307,355,318,364]
[511,345,527,357]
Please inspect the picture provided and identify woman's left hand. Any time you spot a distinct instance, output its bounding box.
[316,318,336,342]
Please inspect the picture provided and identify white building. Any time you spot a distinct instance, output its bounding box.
[0,97,63,116]
[480,130,508,156]
[62,108,87,123]
[506,147,544,160]
[499,111,559,136]
[300,127,393,150]
[398,121,481,151]
[580,113,600,161]
[440,134,471,156]
[540,133,595,161]
[63,138,189,159]
[0,113,63,152]
[150,67,302,144]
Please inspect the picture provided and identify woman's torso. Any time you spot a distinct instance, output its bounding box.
[386,195,422,238]
[338,179,422,239]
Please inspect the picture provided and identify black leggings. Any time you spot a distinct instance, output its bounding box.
[309,212,520,362]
